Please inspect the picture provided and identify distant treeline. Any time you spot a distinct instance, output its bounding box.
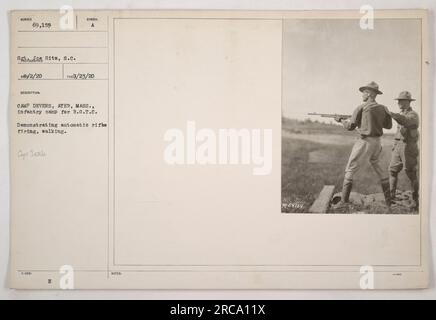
[282,116,349,135]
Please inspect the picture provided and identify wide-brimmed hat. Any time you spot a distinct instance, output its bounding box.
[359,81,383,95]
[394,91,416,101]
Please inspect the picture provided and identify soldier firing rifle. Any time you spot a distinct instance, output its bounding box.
[308,81,393,208]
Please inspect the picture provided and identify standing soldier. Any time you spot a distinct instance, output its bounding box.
[335,81,392,206]
[388,91,419,210]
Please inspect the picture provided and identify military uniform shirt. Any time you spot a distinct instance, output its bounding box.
[343,101,392,137]
[391,108,419,142]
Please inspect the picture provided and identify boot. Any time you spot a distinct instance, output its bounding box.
[341,180,352,203]
[381,180,391,207]
[389,173,398,201]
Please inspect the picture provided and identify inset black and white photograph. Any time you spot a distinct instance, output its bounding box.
[281,19,422,214]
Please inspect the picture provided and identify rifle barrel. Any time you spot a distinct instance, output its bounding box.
[307,112,350,118]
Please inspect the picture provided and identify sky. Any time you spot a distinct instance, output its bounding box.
[282,19,422,132]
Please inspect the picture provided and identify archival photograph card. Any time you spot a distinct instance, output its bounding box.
[8,10,429,289]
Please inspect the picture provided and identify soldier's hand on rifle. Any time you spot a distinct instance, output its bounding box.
[334,115,343,123]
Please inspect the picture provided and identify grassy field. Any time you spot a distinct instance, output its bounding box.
[281,118,413,213]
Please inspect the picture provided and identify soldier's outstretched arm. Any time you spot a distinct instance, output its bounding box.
[383,106,393,129]
[391,111,419,129]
